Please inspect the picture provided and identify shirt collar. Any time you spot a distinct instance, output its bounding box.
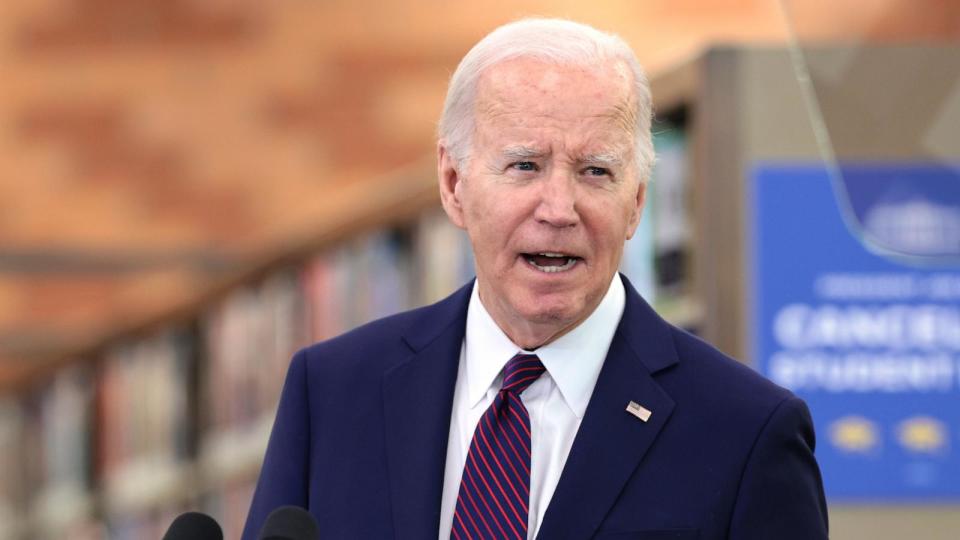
[463,274,626,418]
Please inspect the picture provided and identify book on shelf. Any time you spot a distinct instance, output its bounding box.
[15,364,96,538]
[97,328,197,519]
[201,479,256,540]
[651,127,692,299]
[201,270,309,442]
[620,125,695,328]
[0,398,26,539]
[415,208,476,305]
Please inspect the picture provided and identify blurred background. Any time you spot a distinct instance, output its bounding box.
[1,0,958,538]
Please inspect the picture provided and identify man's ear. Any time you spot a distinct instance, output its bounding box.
[625,181,647,240]
[438,142,466,229]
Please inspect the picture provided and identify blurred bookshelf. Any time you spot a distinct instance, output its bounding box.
[2,209,483,539]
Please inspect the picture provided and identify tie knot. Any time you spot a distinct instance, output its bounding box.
[501,353,546,395]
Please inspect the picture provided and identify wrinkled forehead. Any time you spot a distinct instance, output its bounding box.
[474,57,638,139]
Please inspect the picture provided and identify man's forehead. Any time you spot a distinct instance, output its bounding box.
[474,57,636,129]
[479,56,631,89]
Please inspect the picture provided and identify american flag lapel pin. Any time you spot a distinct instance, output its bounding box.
[626,401,652,422]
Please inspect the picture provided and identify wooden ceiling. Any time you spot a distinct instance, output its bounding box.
[1,0,957,389]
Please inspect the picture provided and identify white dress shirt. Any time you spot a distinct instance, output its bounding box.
[438,275,626,539]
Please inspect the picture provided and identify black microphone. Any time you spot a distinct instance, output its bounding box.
[162,511,223,540]
[257,506,319,540]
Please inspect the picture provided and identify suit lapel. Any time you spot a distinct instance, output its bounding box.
[381,283,472,540]
[536,278,679,539]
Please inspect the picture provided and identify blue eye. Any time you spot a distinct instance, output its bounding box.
[584,166,610,176]
[511,161,538,172]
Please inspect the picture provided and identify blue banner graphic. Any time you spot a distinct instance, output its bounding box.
[751,163,960,501]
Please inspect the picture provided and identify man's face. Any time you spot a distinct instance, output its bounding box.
[439,57,646,347]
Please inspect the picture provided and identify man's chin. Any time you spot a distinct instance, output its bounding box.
[513,300,583,329]
[507,307,585,349]
[480,281,587,341]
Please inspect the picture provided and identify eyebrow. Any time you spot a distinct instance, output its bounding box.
[500,145,547,160]
[578,151,624,168]
[498,146,626,168]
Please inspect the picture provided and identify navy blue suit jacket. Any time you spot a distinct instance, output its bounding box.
[242,277,828,539]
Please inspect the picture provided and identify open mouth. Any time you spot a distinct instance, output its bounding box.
[521,252,582,273]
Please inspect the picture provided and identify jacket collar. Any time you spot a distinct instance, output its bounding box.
[536,275,679,539]
[382,281,473,540]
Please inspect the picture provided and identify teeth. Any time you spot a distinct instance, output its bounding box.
[526,256,578,273]
[538,252,568,257]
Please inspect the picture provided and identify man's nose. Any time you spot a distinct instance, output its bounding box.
[533,170,580,228]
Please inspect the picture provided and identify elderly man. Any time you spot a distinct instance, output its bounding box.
[243,18,828,540]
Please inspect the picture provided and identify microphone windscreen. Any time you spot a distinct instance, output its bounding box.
[162,511,223,540]
[258,506,319,540]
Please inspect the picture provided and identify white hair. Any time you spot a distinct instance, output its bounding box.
[438,18,654,183]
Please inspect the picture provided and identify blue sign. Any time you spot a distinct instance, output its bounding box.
[751,163,960,501]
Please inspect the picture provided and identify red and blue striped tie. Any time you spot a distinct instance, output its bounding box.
[451,354,546,540]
